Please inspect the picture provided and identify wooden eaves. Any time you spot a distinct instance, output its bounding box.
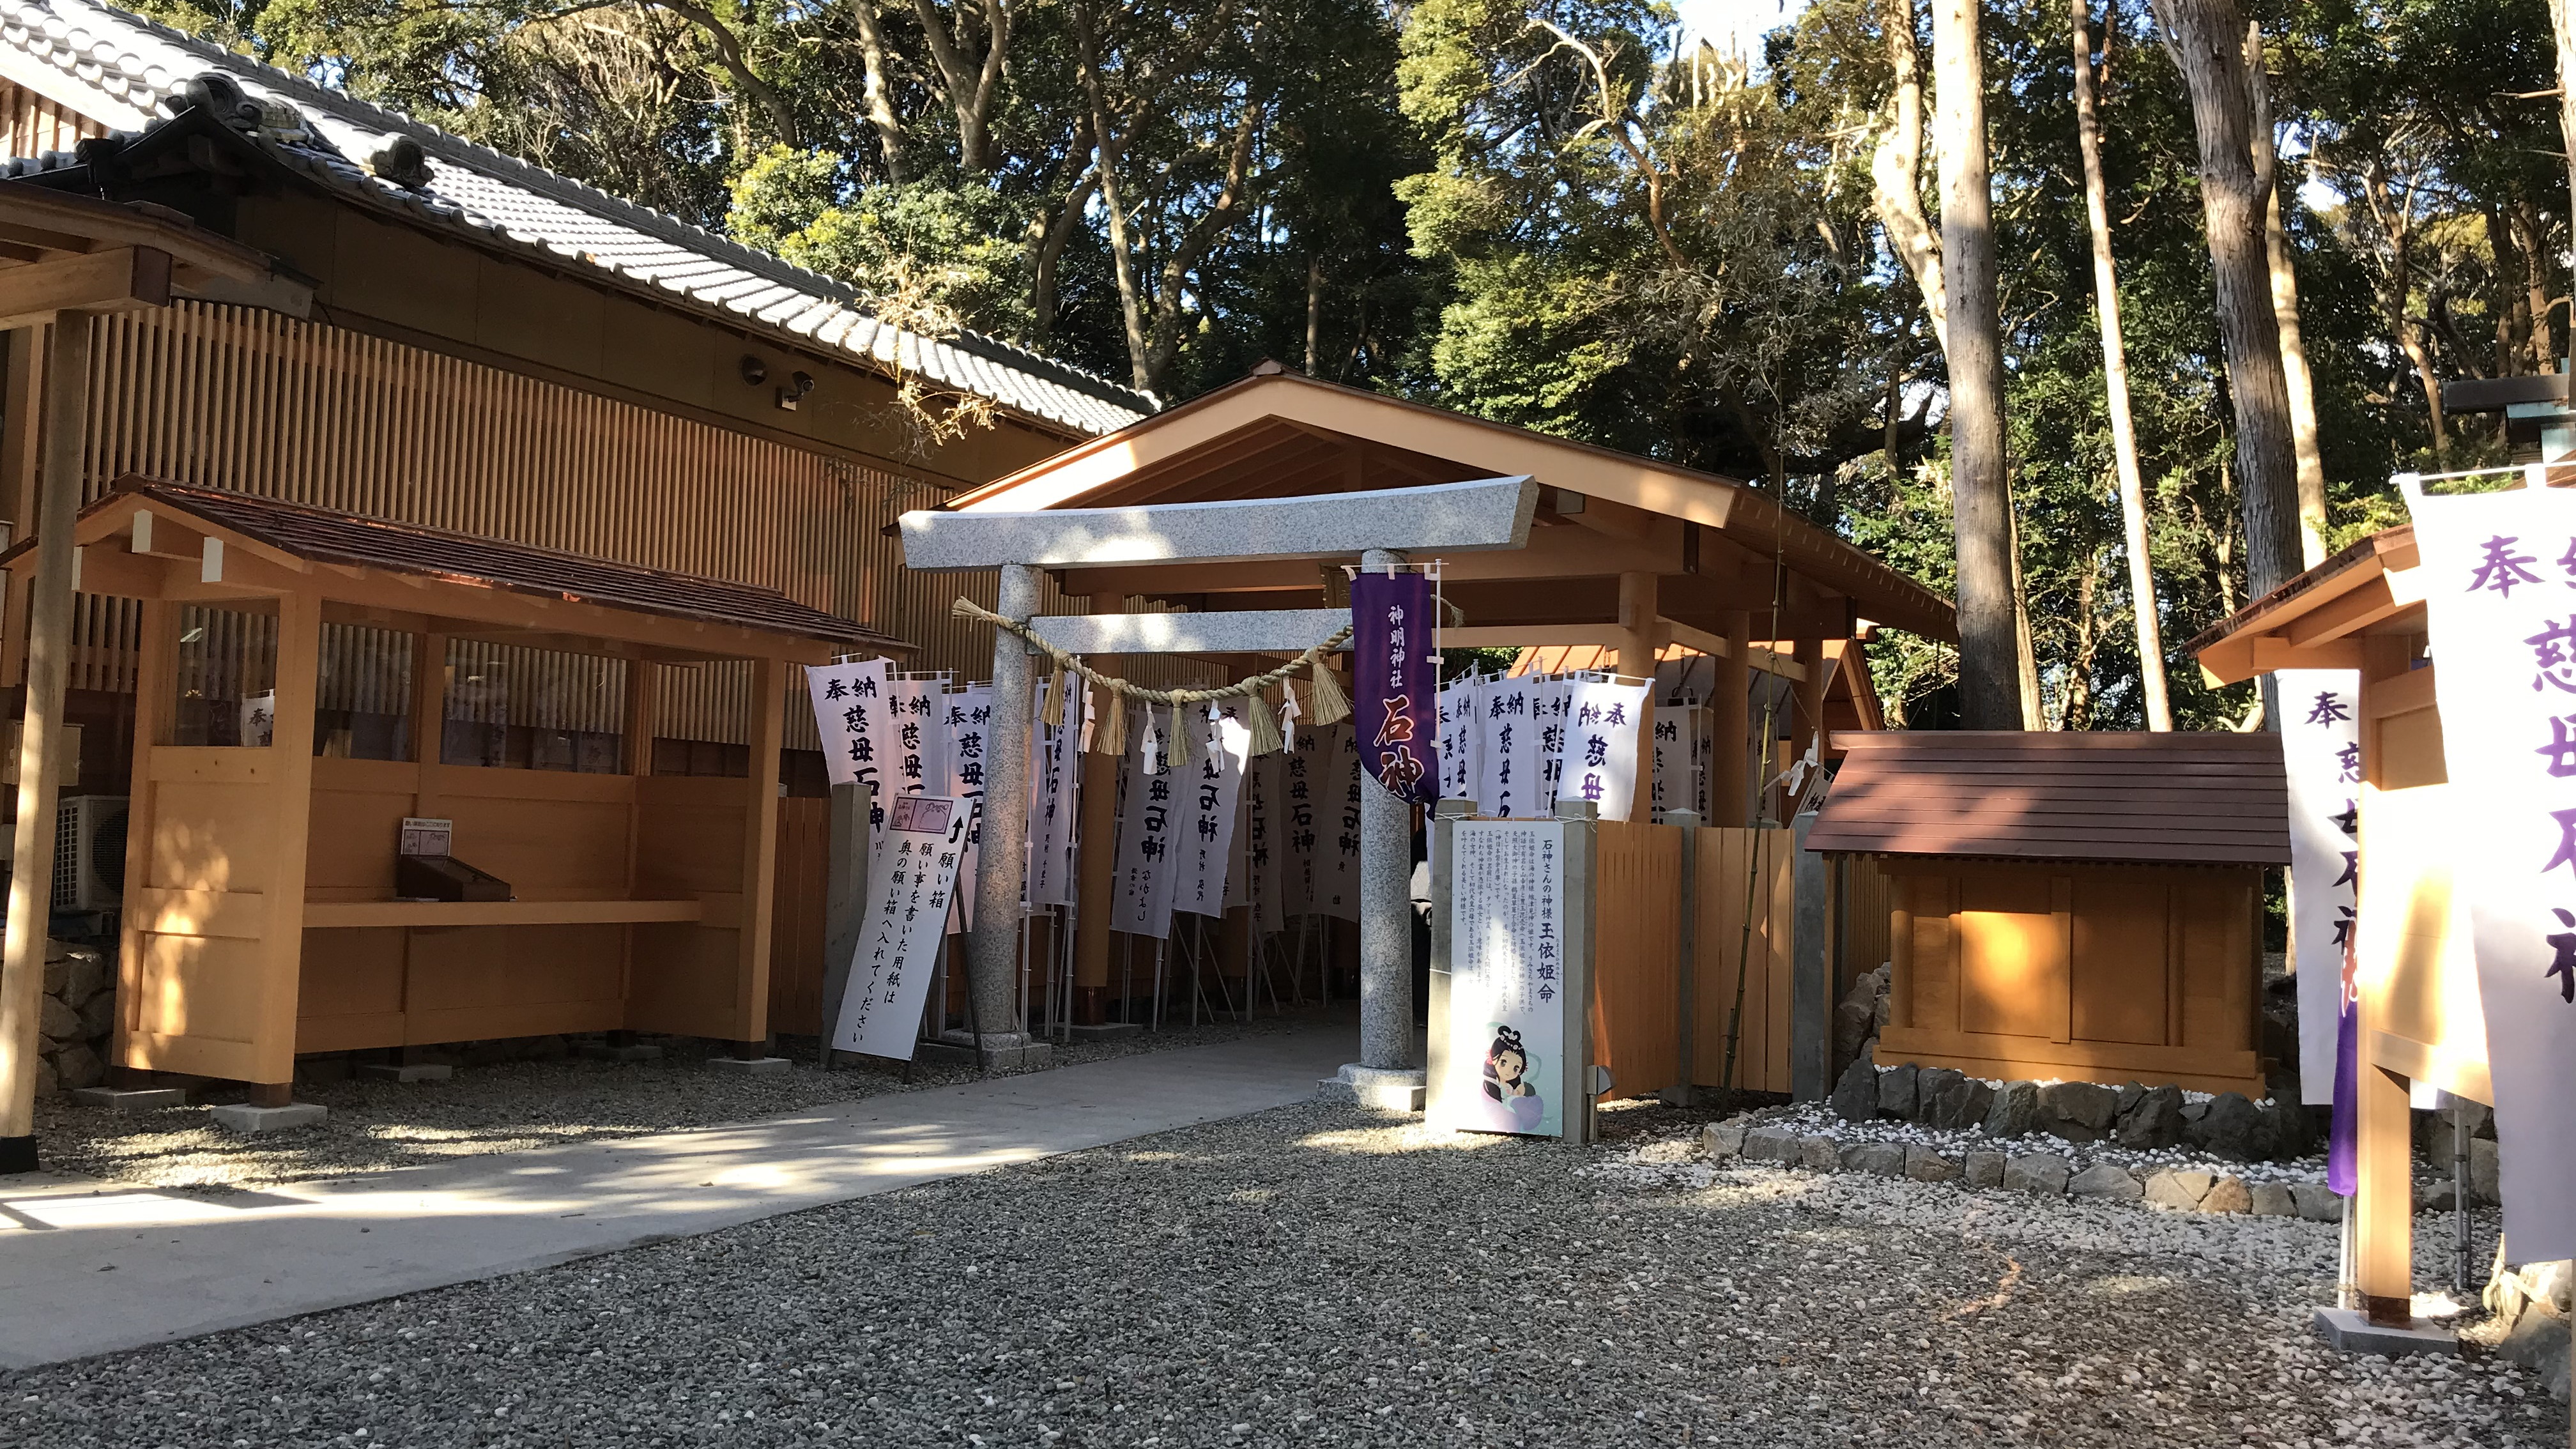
[2189,528,2423,685]
[3,479,906,666]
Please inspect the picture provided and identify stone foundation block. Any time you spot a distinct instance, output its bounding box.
[208,1101,328,1135]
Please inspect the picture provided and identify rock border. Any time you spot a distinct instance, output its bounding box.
[1703,1117,2345,1222]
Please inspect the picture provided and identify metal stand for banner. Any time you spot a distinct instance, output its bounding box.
[1121,935,1137,1025]
[1151,937,1169,1031]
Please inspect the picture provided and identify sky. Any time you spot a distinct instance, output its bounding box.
[1672,0,1811,62]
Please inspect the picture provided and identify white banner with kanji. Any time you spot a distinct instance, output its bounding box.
[1175,704,1250,919]
[941,686,992,933]
[1475,677,1542,818]
[1549,679,1650,822]
[2278,667,2361,1105]
[1283,724,1325,914]
[2403,470,2576,1259]
[1025,679,1086,910]
[1319,723,1363,922]
[804,659,891,802]
[1110,705,1178,939]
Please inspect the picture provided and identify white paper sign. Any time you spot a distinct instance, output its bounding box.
[2278,668,2361,1105]
[1284,724,1325,914]
[1436,818,1570,1138]
[1439,677,1480,805]
[1319,723,1363,922]
[829,795,970,1061]
[804,660,892,809]
[2404,471,2576,1258]
[1531,677,1574,814]
[942,685,992,932]
[1176,705,1250,918]
[240,689,276,748]
[1551,679,1650,822]
[1026,680,1087,910]
[885,675,947,805]
[1475,677,1540,818]
[1243,753,1285,931]
[1111,706,1178,938]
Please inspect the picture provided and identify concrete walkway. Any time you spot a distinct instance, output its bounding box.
[0,1019,1353,1368]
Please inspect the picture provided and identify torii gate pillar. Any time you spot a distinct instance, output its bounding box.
[1333,547,1426,1112]
[959,562,1047,1068]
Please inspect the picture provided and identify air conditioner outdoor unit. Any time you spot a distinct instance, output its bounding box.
[53,795,128,911]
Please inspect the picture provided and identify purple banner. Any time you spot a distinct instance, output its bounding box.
[1351,569,1438,803]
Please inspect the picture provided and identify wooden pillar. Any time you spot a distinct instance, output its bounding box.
[0,318,84,1161]
[0,325,40,688]
[732,656,785,1048]
[111,598,175,1078]
[1614,571,1661,822]
[2354,633,2416,1321]
[252,586,323,1088]
[1072,657,1124,1023]
[1710,611,1751,828]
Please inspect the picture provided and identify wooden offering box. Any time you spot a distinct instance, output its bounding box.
[1807,732,2287,1096]
[4,479,906,1089]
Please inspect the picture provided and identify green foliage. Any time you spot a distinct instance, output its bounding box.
[123,0,2570,732]
[727,148,1031,338]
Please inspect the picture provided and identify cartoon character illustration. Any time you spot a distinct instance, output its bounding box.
[1480,1023,1545,1133]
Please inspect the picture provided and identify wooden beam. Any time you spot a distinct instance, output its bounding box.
[0,248,172,331]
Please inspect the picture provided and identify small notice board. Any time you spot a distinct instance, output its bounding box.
[829,795,971,1061]
[1431,818,1583,1138]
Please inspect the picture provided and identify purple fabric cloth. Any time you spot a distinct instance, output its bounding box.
[2327,942,2360,1196]
[1350,569,1438,803]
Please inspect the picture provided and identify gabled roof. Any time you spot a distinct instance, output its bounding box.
[949,368,1958,641]
[2188,528,2419,685]
[1807,730,2288,866]
[0,0,1150,438]
[12,477,908,653]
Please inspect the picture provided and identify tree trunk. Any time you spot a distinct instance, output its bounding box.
[848,3,909,183]
[2240,24,2328,569]
[2007,486,2044,730]
[2515,199,2557,374]
[1933,0,2023,729]
[2074,0,2172,728]
[1872,0,1948,353]
[1305,255,1323,374]
[1071,1,1154,395]
[2152,0,2304,602]
[910,0,1009,174]
[2557,2,2576,291]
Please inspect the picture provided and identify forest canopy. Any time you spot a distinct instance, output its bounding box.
[132,0,2570,729]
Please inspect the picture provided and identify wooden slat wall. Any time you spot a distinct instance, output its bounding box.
[47,302,1211,749]
[767,796,829,1036]
[1591,819,1682,1098]
[1690,825,1796,1094]
[0,80,106,160]
[1837,852,1891,991]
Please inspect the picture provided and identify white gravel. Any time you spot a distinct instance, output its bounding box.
[29,1013,1322,1190]
[1,1098,2550,1446]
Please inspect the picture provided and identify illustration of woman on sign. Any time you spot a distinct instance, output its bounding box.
[1479,1024,1545,1133]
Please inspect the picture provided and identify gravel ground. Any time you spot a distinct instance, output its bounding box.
[29,1008,1326,1191]
[4,1098,2551,1447]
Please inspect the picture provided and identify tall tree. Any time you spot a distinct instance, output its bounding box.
[2071,0,2172,728]
[2241,26,2330,567]
[1933,0,2023,728]
[2153,0,2306,601]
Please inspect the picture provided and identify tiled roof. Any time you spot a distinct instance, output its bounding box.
[1807,730,2289,867]
[86,477,910,652]
[0,0,1152,437]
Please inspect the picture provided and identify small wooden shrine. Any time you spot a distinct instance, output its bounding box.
[3,479,905,1096]
[1807,730,2286,1096]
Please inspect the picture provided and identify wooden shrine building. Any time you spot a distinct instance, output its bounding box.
[8,479,900,1092]
[1807,731,2285,1096]
[937,365,1957,1098]
[2192,527,2478,1326]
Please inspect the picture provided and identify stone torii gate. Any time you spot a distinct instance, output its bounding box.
[897,476,1538,1100]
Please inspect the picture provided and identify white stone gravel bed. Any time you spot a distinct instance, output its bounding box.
[1752,1098,2331,1184]
[3,1098,2551,1447]
[28,1012,1320,1191]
